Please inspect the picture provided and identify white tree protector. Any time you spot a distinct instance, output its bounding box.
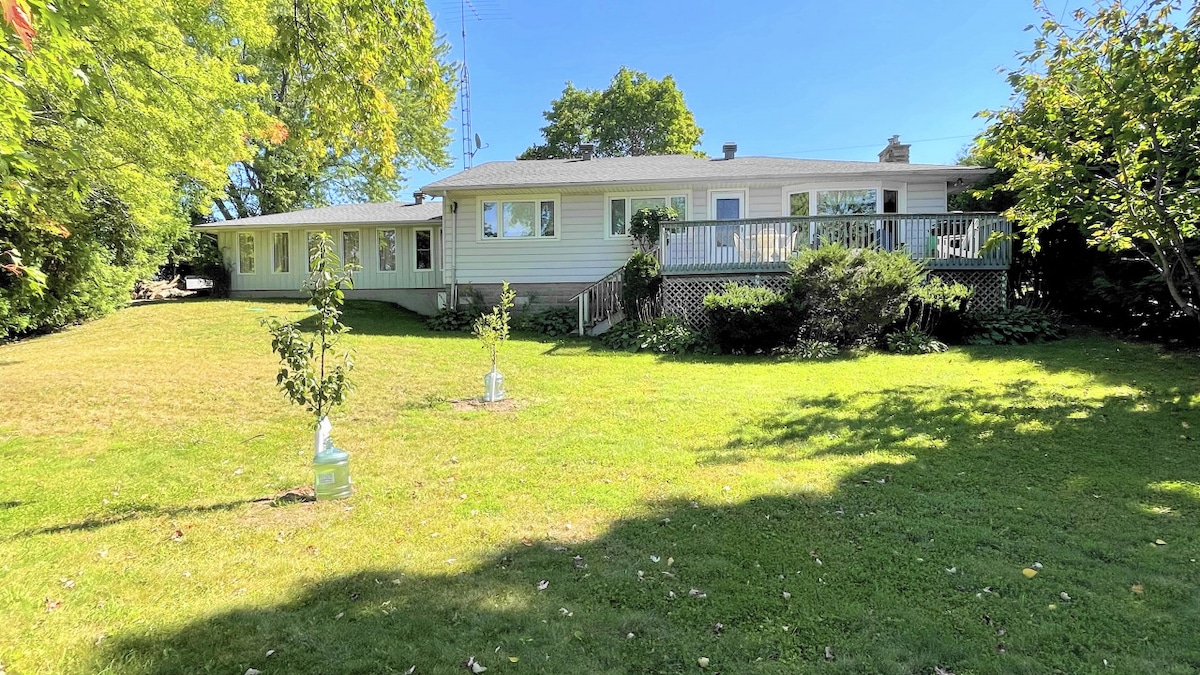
[315,416,332,456]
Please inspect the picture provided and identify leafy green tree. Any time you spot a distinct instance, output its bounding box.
[473,282,514,375]
[0,0,272,336]
[262,232,357,424]
[519,67,703,159]
[976,0,1200,326]
[216,0,456,218]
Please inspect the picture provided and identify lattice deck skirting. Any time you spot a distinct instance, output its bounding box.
[928,270,1008,313]
[662,270,1008,328]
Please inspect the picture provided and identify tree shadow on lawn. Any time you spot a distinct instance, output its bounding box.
[89,379,1200,675]
[16,498,270,538]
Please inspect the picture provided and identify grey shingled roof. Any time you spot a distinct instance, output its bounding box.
[422,155,988,192]
[196,200,442,228]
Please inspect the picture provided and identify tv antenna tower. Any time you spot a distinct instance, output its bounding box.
[454,0,506,169]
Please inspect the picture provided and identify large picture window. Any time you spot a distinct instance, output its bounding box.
[481,197,557,239]
[378,229,397,272]
[415,229,433,270]
[607,194,687,237]
[272,232,289,274]
[237,232,255,274]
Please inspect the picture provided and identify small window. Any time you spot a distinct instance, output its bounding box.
[670,196,687,220]
[378,229,397,272]
[481,198,557,239]
[272,232,289,274]
[610,199,627,236]
[883,189,899,214]
[342,230,360,267]
[415,229,432,270]
[237,232,255,274]
[789,192,810,217]
[482,202,498,238]
[540,201,555,237]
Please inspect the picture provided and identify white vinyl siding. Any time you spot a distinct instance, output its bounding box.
[219,225,442,292]
[447,194,631,283]
[906,181,948,213]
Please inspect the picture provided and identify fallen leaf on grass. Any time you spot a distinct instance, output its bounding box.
[1060,592,1071,601]
[1131,583,1144,595]
[1022,568,1038,579]
[1154,539,1167,546]
[697,657,710,668]
[508,656,518,663]
[44,598,62,612]
[464,656,487,673]
[689,588,707,599]
[782,591,791,600]
[536,580,549,591]
[405,667,416,675]
[244,669,259,675]
[824,646,835,661]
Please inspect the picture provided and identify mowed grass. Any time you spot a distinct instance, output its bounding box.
[1,299,1198,675]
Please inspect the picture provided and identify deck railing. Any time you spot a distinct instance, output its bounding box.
[657,213,1010,274]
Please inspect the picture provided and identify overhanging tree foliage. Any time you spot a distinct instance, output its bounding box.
[976,0,1200,326]
[519,67,703,159]
[0,1,454,338]
[216,0,455,219]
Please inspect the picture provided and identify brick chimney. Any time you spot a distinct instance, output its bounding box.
[878,135,910,164]
[413,191,425,205]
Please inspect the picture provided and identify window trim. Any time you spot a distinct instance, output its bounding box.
[236,231,256,275]
[413,227,434,271]
[603,192,690,240]
[270,231,290,275]
[340,228,362,269]
[477,195,561,242]
[377,227,398,273]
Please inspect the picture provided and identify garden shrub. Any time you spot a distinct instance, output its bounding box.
[638,317,705,354]
[780,338,839,360]
[629,205,677,251]
[597,317,707,354]
[904,278,973,343]
[621,251,662,320]
[885,327,949,354]
[597,320,643,351]
[703,283,796,354]
[425,308,479,332]
[513,306,577,337]
[964,305,1063,345]
[788,244,925,346]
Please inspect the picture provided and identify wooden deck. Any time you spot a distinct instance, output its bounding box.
[657,213,1010,275]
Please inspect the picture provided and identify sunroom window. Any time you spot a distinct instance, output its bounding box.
[481,198,557,239]
[607,195,687,236]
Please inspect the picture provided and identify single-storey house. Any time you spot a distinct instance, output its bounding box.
[200,137,1007,331]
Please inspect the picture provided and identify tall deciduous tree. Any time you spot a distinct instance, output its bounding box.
[976,0,1200,325]
[519,67,702,160]
[216,0,455,219]
[0,0,273,336]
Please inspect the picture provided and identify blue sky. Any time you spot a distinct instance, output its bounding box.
[406,0,1064,194]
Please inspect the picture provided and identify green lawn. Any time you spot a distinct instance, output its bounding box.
[1,299,1198,674]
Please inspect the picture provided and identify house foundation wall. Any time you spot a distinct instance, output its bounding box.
[230,288,444,316]
[456,282,592,310]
